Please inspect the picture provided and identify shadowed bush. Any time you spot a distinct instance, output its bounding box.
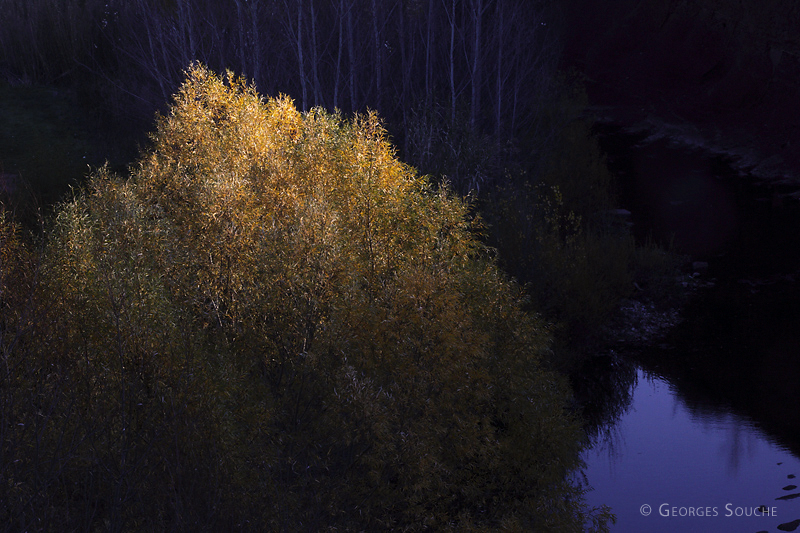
[484,108,636,370]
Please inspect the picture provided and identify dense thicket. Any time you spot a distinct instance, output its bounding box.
[0,2,688,528]
[0,65,611,531]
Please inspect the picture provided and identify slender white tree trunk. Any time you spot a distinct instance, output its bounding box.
[424,0,433,101]
[334,0,343,109]
[470,0,483,129]
[250,0,261,84]
[347,0,356,110]
[297,0,307,110]
[372,0,381,110]
[236,0,247,78]
[448,0,456,122]
[495,1,504,137]
[310,0,321,107]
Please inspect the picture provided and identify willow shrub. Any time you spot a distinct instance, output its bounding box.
[3,65,610,531]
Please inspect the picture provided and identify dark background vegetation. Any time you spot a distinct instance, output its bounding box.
[563,0,800,181]
[1,0,564,194]
[6,0,794,530]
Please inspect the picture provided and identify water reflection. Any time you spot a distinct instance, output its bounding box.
[581,367,800,533]
[571,352,637,449]
[585,121,800,530]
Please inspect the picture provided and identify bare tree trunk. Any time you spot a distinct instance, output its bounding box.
[399,2,410,140]
[425,0,434,102]
[310,0,321,107]
[176,0,194,68]
[334,0,344,109]
[206,2,227,73]
[371,0,382,111]
[447,0,456,123]
[469,0,484,129]
[494,0,504,137]
[236,0,248,78]
[141,0,171,102]
[289,0,308,110]
[347,0,356,110]
[250,0,262,84]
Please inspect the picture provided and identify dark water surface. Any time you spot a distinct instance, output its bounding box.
[580,125,800,532]
[582,367,800,533]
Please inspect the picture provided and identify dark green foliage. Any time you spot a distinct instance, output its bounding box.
[483,94,636,369]
[0,86,98,208]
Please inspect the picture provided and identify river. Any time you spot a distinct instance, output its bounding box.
[582,365,800,532]
[579,124,800,532]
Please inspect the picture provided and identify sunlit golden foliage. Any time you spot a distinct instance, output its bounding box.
[0,64,608,531]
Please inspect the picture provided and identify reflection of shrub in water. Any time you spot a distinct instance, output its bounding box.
[570,353,638,448]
